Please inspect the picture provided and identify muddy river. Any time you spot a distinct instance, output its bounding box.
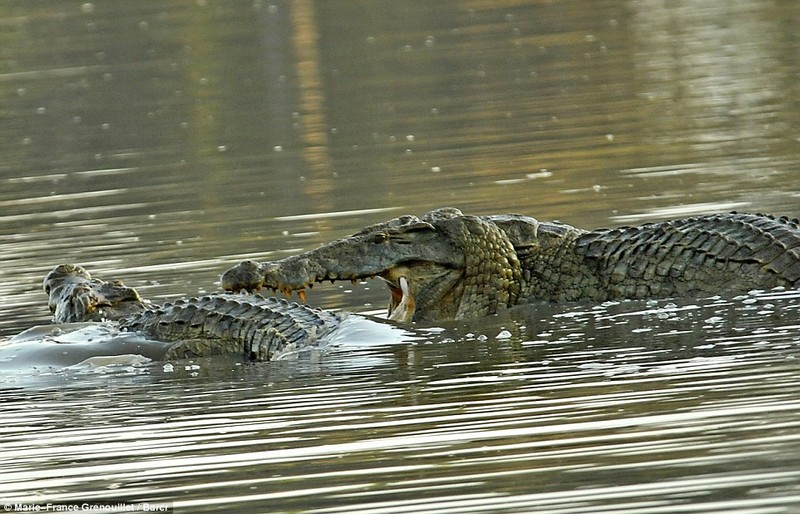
[1,1,800,512]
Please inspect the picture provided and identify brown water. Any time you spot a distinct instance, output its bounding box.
[2,0,800,512]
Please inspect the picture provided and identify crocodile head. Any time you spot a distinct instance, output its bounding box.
[221,208,523,322]
[43,264,151,323]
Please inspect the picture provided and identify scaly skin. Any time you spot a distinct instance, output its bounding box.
[221,208,800,321]
[222,208,523,321]
[43,264,154,322]
[36,264,343,361]
[120,295,343,361]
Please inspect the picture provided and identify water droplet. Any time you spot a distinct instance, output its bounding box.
[81,3,94,14]
[217,145,227,152]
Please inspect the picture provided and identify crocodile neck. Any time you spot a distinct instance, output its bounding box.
[511,221,606,303]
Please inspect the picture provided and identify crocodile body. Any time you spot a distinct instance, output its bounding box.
[119,294,344,361]
[1,265,348,369]
[222,208,800,321]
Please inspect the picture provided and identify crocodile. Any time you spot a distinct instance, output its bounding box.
[221,208,800,322]
[1,264,363,369]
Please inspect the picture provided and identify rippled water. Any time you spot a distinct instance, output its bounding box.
[2,0,800,512]
[4,292,800,512]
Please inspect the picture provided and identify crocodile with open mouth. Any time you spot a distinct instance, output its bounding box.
[221,208,800,322]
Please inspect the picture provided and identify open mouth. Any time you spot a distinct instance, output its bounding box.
[383,275,415,322]
[272,273,416,322]
[249,261,419,322]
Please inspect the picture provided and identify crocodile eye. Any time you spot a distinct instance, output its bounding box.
[371,232,388,243]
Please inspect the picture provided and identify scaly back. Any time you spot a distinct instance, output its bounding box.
[575,213,800,298]
[119,294,343,361]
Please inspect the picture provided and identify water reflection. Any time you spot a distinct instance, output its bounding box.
[632,0,791,154]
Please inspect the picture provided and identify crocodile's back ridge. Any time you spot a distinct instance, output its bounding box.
[118,294,343,360]
[574,212,800,298]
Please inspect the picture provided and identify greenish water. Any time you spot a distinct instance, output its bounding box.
[1,1,800,512]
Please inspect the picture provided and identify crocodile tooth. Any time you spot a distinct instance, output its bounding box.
[388,276,415,322]
[297,289,307,303]
[282,288,292,298]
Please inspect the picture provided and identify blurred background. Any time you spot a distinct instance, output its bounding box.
[2,0,799,333]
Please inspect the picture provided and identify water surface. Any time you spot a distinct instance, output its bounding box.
[1,0,800,512]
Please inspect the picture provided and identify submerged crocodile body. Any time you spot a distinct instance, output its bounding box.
[2,264,350,369]
[222,208,800,322]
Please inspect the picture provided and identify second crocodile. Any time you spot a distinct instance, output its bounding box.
[2,264,362,369]
[221,208,800,322]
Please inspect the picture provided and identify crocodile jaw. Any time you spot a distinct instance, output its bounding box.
[379,263,463,322]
